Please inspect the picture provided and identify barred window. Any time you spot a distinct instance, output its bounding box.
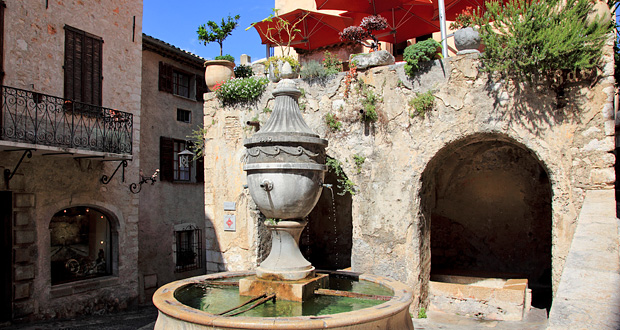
[174,224,203,273]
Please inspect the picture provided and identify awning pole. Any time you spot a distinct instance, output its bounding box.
[437,0,448,58]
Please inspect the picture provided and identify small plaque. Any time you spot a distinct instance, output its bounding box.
[224,202,236,211]
[224,215,236,231]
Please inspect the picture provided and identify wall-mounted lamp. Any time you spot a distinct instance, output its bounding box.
[129,169,159,194]
[178,149,195,169]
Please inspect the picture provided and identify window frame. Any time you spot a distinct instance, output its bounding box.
[173,223,203,273]
[176,108,191,123]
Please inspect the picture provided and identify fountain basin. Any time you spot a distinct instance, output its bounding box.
[153,270,414,330]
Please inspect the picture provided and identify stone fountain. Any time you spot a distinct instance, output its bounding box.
[152,79,414,329]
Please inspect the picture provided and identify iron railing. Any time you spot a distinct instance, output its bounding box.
[0,85,132,154]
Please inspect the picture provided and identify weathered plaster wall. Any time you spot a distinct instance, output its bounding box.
[0,0,143,320]
[202,37,614,311]
[138,49,206,301]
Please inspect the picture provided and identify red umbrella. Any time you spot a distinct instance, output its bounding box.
[434,0,503,21]
[316,0,431,15]
[252,9,353,51]
[342,2,439,44]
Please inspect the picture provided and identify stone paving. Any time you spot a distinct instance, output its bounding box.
[412,310,548,330]
[0,305,158,330]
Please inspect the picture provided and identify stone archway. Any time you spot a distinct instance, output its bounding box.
[420,133,552,310]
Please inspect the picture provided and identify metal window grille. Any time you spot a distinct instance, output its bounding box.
[175,224,203,272]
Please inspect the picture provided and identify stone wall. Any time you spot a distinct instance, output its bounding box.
[138,45,206,302]
[0,0,143,320]
[202,37,615,311]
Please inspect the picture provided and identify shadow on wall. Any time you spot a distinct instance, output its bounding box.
[420,132,553,310]
[301,168,353,271]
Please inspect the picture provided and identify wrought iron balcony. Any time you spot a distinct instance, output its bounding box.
[0,85,132,155]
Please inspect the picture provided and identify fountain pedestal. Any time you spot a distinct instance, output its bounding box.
[239,273,328,302]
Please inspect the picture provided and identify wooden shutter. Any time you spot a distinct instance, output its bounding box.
[64,26,102,106]
[158,62,173,93]
[195,74,208,101]
[160,136,174,182]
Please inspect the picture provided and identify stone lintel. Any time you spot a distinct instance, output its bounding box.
[239,273,329,302]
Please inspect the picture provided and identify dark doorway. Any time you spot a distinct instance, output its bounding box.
[301,164,353,270]
[421,135,553,311]
[0,191,12,323]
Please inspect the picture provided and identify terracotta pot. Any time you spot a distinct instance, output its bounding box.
[204,60,235,91]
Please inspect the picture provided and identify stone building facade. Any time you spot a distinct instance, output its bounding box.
[0,0,143,321]
[138,34,207,302]
[201,38,615,312]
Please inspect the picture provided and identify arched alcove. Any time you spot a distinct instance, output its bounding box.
[49,206,117,285]
[300,159,353,270]
[420,133,552,310]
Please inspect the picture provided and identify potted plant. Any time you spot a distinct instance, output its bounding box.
[249,9,307,82]
[198,14,240,91]
[339,15,395,69]
[449,6,481,54]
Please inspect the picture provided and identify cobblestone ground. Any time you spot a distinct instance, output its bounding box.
[0,305,157,330]
[412,310,548,330]
[1,306,549,330]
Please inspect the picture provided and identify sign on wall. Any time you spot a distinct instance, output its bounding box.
[224,214,236,231]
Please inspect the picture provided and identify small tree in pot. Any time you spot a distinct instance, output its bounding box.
[198,14,240,91]
[339,15,388,51]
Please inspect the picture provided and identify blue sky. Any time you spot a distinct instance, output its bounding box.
[143,0,274,63]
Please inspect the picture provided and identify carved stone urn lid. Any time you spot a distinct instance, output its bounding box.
[244,79,327,147]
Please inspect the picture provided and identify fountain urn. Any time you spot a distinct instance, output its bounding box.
[243,79,327,281]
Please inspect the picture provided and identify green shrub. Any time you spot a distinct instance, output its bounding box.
[215,77,269,106]
[326,157,355,196]
[409,91,435,118]
[234,64,253,78]
[403,39,441,75]
[418,307,427,319]
[215,54,235,62]
[301,60,328,79]
[358,83,379,123]
[325,113,342,131]
[353,154,365,173]
[476,0,611,82]
[322,50,341,75]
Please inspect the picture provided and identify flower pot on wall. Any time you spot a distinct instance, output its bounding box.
[204,60,235,91]
[454,27,481,55]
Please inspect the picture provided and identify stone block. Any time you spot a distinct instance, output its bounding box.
[590,168,615,185]
[14,193,34,208]
[13,300,34,318]
[14,230,35,245]
[13,211,31,227]
[144,274,158,289]
[13,282,31,300]
[13,247,36,263]
[14,264,35,281]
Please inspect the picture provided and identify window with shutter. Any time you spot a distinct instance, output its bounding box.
[64,26,103,106]
[158,62,173,93]
[160,136,174,182]
[160,136,200,183]
[195,74,208,101]
[0,1,6,85]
